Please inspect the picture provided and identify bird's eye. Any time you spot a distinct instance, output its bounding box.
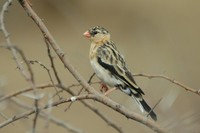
[93,31,98,35]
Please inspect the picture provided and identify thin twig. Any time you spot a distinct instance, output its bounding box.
[64,73,96,111]
[0,1,39,132]
[147,98,162,118]
[64,87,82,112]
[1,92,167,133]
[81,101,124,133]
[88,73,95,84]
[29,60,61,99]
[0,94,93,128]
[0,81,166,133]
[9,47,39,133]
[18,0,95,93]
[133,73,200,96]
[11,98,85,133]
[0,83,51,102]
[45,39,62,84]
[0,112,14,126]
[0,0,27,81]
[0,82,100,103]
[40,113,84,133]
[0,81,124,133]
[0,81,124,132]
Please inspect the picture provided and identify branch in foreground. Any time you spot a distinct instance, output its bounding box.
[81,101,123,133]
[11,98,84,133]
[0,83,52,102]
[0,94,92,128]
[1,1,39,132]
[17,0,167,133]
[0,83,124,133]
[60,84,124,133]
[64,73,95,111]
[0,94,165,133]
[0,92,167,133]
[134,73,200,96]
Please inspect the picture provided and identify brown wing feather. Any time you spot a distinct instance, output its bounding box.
[97,41,145,95]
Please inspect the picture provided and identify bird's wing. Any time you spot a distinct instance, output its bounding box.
[97,42,145,95]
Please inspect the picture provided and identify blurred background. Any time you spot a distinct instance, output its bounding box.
[0,0,200,133]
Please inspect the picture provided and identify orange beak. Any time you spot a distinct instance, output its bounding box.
[83,31,91,38]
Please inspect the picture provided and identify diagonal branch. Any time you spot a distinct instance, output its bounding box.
[0,82,125,133]
[18,0,95,94]
[17,0,168,132]
[0,92,167,133]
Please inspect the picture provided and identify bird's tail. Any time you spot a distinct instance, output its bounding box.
[132,95,157,121]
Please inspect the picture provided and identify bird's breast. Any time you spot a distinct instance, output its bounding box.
[90,58,122,88]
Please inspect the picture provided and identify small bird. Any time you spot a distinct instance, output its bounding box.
[83,26,157,121]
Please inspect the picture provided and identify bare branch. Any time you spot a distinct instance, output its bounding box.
[134,73,200,96]
[0,83,52,102]
[17,0,95,93]
[0,1,39,132]
[1,92,167,133]
[7,49,39,133]
[0,82,125,133]
[64,73,96,111]
[17,1,168,132]
[0,94,92,128]
[40,113,84,133]
[0,0,12,37]
[81,101,124,133]
[0,0,27,81]
[29,60,61,99]
[88,73,96,84]
[45,39,62,84]
[1,0,197,132]
[12,97,85,133]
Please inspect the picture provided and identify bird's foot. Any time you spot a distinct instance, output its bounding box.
[100,83,117,96]
[100,83,109,93]
[104,87,117,96]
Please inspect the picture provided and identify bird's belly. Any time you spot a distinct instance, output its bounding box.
[90,60,122,87]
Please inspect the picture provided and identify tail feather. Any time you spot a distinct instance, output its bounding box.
[133,96,157,121]
[119,87,157,121]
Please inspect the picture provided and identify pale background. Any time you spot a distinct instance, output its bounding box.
[0,0,200,133]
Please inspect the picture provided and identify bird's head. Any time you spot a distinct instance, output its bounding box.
[83,26,111,43]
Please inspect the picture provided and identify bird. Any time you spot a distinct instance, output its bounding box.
[83,26,157,121]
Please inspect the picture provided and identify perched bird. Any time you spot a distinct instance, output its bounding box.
[83,26,157,121]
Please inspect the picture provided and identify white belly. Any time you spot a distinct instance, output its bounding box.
[90,59,122,87]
